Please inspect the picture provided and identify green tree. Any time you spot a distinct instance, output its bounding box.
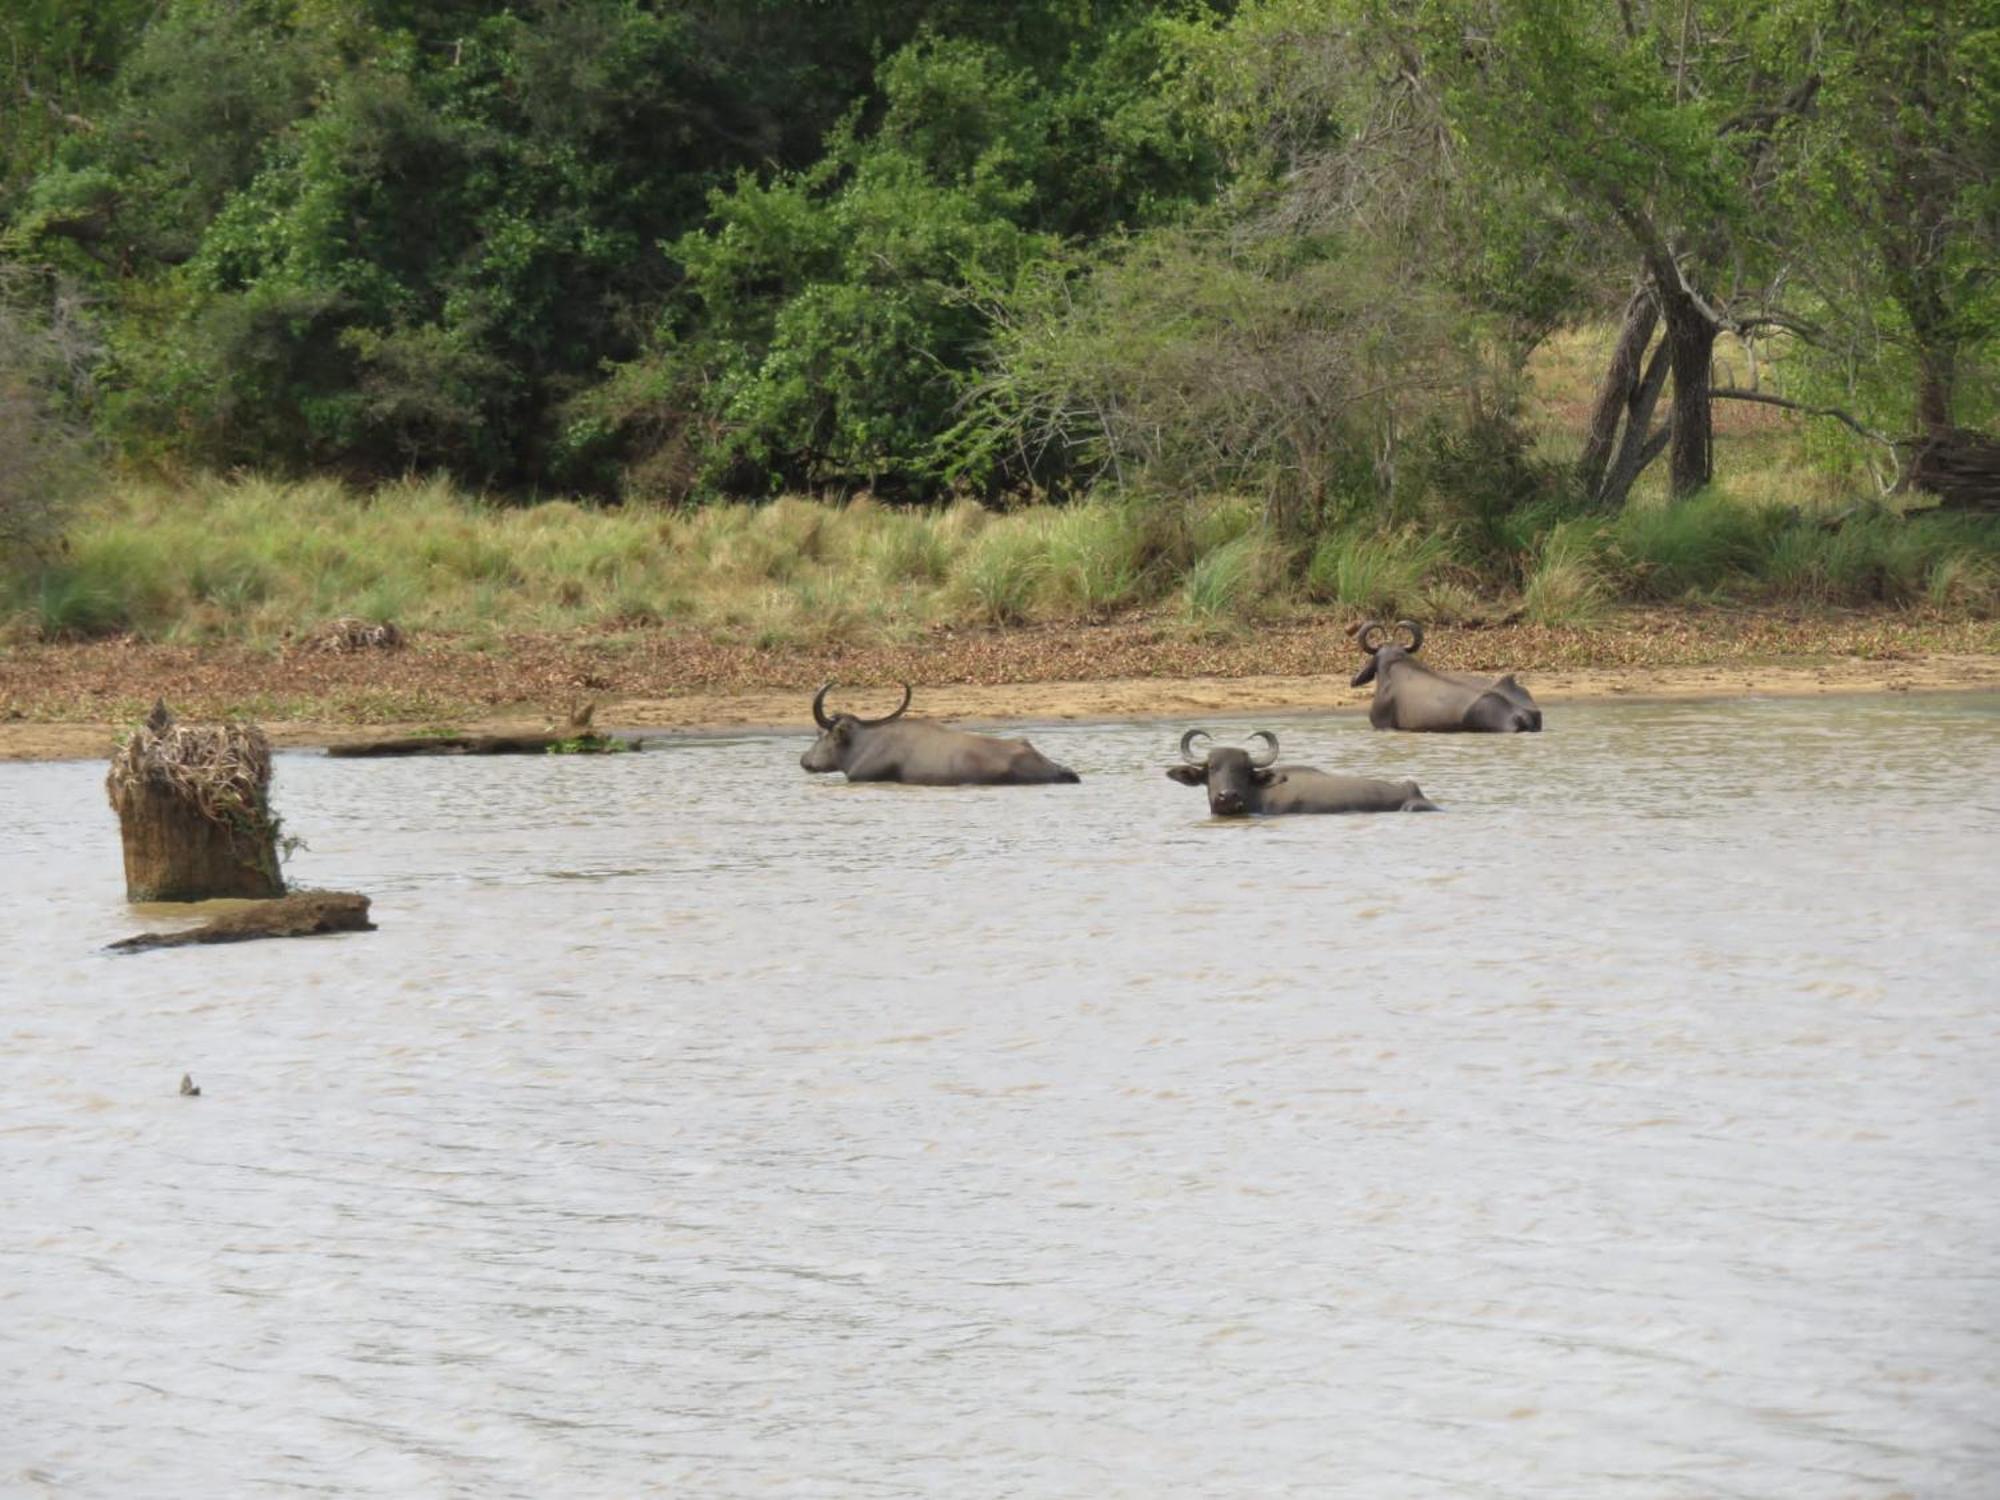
[1799,0,2000,441]
[956,228,1506,534]
[8,0,328,274]
[75,0,929,481]
[0,0,152,212]
[0,269,96,563]
[1393,0,1833,502]
[608,8,1223,499]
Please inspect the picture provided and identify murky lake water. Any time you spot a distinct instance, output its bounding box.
[3,694,1997,1497]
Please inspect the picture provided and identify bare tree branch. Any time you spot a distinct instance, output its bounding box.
[1732,310,1827,344]
[1709,386,1895,446]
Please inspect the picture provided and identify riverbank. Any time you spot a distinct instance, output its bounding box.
[3,607,1994,760]
[10,474,1999,650]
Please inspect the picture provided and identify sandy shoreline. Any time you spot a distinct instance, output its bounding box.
[4,649,1995,762]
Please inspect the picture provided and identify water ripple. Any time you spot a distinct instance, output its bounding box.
[2,695,1997,1497]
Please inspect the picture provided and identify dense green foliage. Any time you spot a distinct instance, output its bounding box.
[0,269,96,560]
[2,0,1995,568]
[4,0,1229,494]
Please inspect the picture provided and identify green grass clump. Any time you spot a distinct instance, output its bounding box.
[1606,491,1784,600]
[866,511,954,585]
[949,523,1048,625]
[24,565,131,639]
[1522,521,1609,625]
[1182,531,1279,625]
[1925,550,1997,612]
[41,531,178,635]
[1762,511,1997,608]
[1039,500,1154,618]
[1186,495,1261,557]
[1306,527,1453,613]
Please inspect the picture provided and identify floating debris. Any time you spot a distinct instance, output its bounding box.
[328,730,637,757]
[307,616,405,653]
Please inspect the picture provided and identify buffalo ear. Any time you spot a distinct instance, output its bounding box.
[1165,765,1205,785]
[1252,768,1280,786]
[1350,656,1379,687]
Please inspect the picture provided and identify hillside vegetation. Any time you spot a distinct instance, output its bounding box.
[2,0,1995,639]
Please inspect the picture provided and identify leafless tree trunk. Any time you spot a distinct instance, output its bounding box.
[1576,287,1659,500]
[1915,342,1956,439]
[1661,287,1716,498]
[1597,339,1673,509]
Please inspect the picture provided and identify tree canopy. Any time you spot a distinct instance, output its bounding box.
[2,0,1994,512]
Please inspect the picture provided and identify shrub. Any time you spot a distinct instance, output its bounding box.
[1400,405,1570,574]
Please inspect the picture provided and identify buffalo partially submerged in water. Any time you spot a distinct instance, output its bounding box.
[1351,621,1542,733]
[1166,730,1438,816]
[801,683,1081,785]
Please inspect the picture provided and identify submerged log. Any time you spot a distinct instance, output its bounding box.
[327,732,638,757]
[109,891,374,952]
[106,704,285,902]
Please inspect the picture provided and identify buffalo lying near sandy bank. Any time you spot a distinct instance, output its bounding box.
[1352,621,1542,733]
[1166,730,1438,816]
[802,683,1080,785]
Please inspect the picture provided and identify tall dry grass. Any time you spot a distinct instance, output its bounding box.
[2,474,1186,645]
[6,466,1993,648]
[5,322,1994,647]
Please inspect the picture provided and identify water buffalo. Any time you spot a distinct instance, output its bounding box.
[1165,730,1439,816]
[1351,620,1542,733]
[801,683,1081,785]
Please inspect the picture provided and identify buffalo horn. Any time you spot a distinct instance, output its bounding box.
[811,681,836,729]
[1179,729,1213,767]
[1247,730,1279,768]
[1395,619,1424,654]
[854,681,913,727]
[1356,620,1386,653]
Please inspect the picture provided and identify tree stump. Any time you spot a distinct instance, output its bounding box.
[106,703,286,902]
[1909,427,2000,514]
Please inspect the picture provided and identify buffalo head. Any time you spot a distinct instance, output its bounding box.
[1164,729,1281,817]
[800,681,913,773]
[1349,619,1423,687]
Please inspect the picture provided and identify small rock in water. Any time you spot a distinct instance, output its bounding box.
[179,1073,201,1097]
